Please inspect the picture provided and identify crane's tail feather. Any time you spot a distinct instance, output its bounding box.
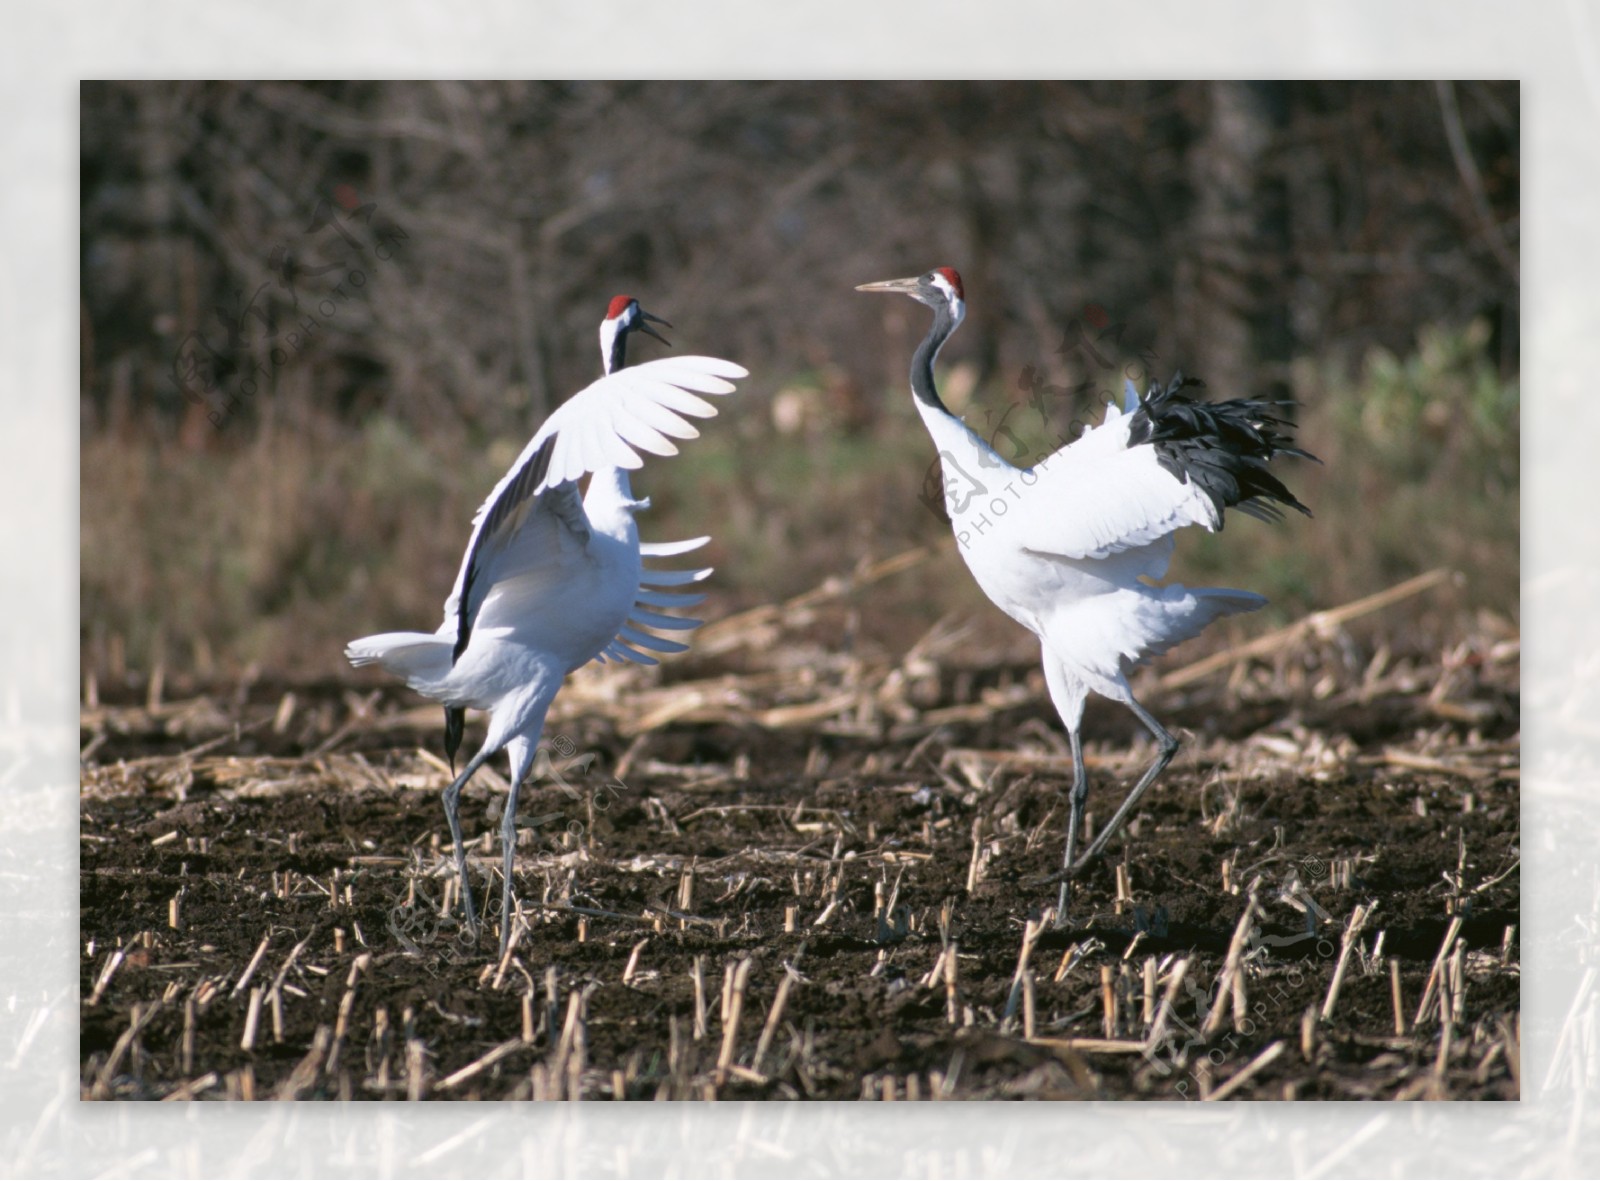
[640,536,709,558]
[600,641,659,666]
[638,564,713,588]
[624,607,703,631]
[591,538,713,669]
[345,631,454,695]
[634,588,707,609]
[1191,586,1268,620]
[1133,586,1267,665]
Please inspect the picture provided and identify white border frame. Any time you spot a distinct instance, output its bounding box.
[12,2,1587,1175]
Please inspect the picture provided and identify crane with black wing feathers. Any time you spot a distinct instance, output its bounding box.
[858,267,1315,921]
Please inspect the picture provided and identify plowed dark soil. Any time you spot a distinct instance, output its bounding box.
[81,652,1520,1102]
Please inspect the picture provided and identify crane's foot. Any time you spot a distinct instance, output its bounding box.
[1054,877,1074,928]
[458,877,480,941]
[496,885,522,959]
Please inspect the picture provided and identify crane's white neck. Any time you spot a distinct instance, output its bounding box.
[588,305,650,535]
[917,398,1009,519]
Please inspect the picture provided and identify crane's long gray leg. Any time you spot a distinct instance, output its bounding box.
[1072,695,1179,873]
[1054,726,1088,925]
[1041,654,1088,927]
[498,736,538,957]
[442,747,493,937]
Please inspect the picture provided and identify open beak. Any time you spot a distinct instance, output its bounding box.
[639,310,672,346]
[855,276,923,295]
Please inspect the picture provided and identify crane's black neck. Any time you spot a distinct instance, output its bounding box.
[911,300,962,415]
[604,322,631,376]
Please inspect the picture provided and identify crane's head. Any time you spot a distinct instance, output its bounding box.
[599,295,672,373]
[856,268,966,319]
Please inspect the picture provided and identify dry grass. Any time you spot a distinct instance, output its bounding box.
[80,320,1516,682]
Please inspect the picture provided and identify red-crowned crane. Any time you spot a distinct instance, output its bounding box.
[347,297,746,952]
[857,268,1314,921]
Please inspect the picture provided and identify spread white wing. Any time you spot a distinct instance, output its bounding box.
[530,356,748,491]
[442,355,748,661]
[997,381,1216,570]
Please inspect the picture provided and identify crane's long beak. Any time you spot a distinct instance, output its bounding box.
[855,277,922,294]
[640,310,672,346]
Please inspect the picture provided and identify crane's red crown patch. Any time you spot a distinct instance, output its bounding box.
[934,268,964,299]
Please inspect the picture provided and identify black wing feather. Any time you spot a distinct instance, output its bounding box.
[1128,372,1317,524]
[452,434,558,664]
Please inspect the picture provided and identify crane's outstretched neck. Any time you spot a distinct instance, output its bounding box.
[909,294,1001,489]
[911,298,964,415]
[858,270,1004,507]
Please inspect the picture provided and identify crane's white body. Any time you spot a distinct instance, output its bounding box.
[916,387,1264,732]
[348,345,745,950]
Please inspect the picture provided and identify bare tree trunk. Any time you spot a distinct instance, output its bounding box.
[134,85,212,447]
[509,220,550,427]
[958,160,1003,393]
[1176,82,1293,401]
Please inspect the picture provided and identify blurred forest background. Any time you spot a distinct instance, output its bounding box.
[79,80,1519,684]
